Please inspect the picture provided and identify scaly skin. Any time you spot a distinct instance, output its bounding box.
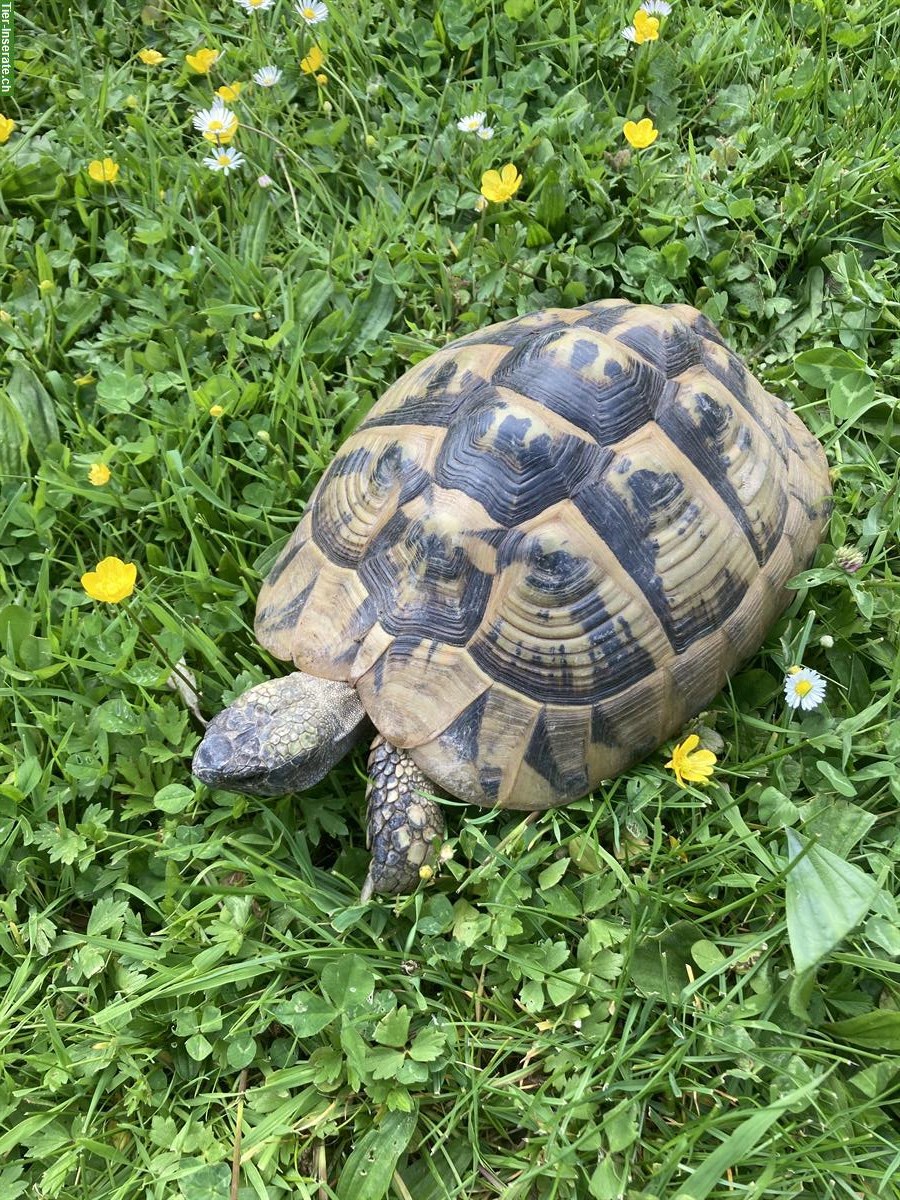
[193,672,445,899]
[192,671,368,796]
[361,735,446,901]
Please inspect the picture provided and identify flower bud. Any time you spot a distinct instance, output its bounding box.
[834,544,864,573]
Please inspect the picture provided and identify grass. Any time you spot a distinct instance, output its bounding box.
[1,0,900,1196]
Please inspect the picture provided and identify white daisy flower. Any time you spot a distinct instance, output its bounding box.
[295,0,327,24]
[253,65,283,86]
[621,25,638,41]
[258,174,274,187]
[476,125,495,140]
[192,98,239,143]
[203,147,245,175]
[457,111,487,133]
[641,0,672,14]
[236,0,275,10]
[783,666,827,711]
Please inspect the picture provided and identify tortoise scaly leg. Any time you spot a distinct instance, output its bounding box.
[360,735,446,901]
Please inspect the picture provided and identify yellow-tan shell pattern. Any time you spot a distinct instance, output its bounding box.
[256,300,832,809]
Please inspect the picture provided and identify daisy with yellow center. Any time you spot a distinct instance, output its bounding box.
[202,147,245,175]
[237,0,275,9]
[88,158,121,183]
[296,0,328,23]
[81,557,137,603]
[186,48,220,74]
[480,163,522,204]
[783,666,827,711]
[137,48,165,65]
[88,463,111,486]
[193,99,239,144]
[217,82,244,102]
[0,114,17,143]
[253,66,282,87]
[623,118,658,148]
[300,45,325,74]
[457,111,487,133]
[665,735,717,788]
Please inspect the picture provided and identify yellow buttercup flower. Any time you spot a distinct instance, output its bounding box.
[623,118,658,149]
[88,463,111,486]
[633,10,660,42]
[88,158,121,183]
[300,45,325,73]
[137,48,165,65]
[186,48,219,74]
[209,404,225,417]
[0,114,16,144]
[664,735,717,788]
[81,557,137,603]
[217,82,243,102]
[480,163,523,204]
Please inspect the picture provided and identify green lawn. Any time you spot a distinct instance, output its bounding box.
[2,1,900,1197]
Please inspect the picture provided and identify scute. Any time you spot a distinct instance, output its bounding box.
[254,299,832,810]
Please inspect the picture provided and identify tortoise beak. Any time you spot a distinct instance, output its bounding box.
[191,732,233,788]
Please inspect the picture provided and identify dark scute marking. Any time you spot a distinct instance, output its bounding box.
[573,480,672,638]
[590,703,619,748]
[523,709,589,800]
[570,338,600,370]
[470,541,657,704]
[363,371,495,430]
[359,516,492,644]
[450,314,569,350]
[572,303,635,335]
[263,533,306,590]
[656,387,779,564]
[616,321,703,380]
[698,344,788,466]
[256,575,316,634]
[326,445,372,479]
[493,332,666,445]
[312,443,430,568]
[665,304,728,347]
[439,690,490,765]
[574,469,748,652]
[434,403,611,525]
[478,769,502,802]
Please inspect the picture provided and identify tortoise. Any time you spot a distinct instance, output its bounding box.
[192,299,831,899]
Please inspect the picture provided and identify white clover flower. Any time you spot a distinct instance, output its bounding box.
[295,0,328,24]
[641,0,672,14]
[203,147,245,175]
[258,174,274,187]
[621,25,638,41]
[783,666,827,711]
[236,0,275,10]
[193,98,239,143]
[457,111,487,133]
[476,125,495,140]
[253,65,283,86]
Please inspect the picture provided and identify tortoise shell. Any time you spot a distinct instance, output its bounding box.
[255,300,831,809]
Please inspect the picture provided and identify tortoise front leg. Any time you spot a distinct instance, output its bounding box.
[360,735,446,901]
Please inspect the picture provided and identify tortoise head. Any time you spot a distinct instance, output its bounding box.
[192,671,368,796]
